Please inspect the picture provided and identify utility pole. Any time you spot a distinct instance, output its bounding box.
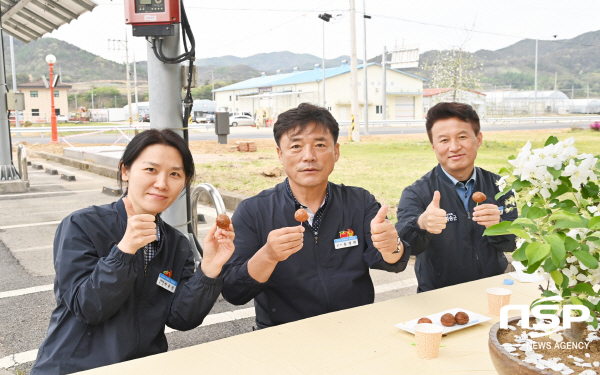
[91,88,94,109]
[9,36,21,129]
[108,37,133,131]
[115,95,117,107]
[146,25,188,233]
[382,46,386,121]
[318,13,332,108]
[212,69,215,101]
[0,21,20,182]
[553,72,557,114]
[349,0,360,142]
[133,45,139,120]
[362,1,370,135]
[534,39,538,119]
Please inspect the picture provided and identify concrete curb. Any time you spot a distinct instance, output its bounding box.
[28,151,119,179]
[27,150,249,211]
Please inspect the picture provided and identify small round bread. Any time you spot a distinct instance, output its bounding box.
[417,317,433,324]
[472,191,487,203]
[455,311,469,325]
[440,313,456,327]
[216,214,231,230]
[295,208,309,223]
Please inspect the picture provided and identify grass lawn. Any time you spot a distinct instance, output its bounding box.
[194,128,600,222]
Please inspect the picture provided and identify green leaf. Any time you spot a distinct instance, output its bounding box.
[544,234,566,266]
[512,243,528,262]
[562,286,572,298]
[590,217,600,231]
[564,237,580,252]
[526,242,551,265]
[589,315,598,330]
[483,221,514,236]
[513,218,538,230]
[499,167,511,175]
[545,136,559,146]
[573,283,597,296]
[527,207,547,220]
[547,167,562,179]
[550,211,590,229]
[550,270,563,286]
[512,179,532,191]
[571,296,584,305]
[555,200,576,209]
[542,290,558,297]
[572,250,599,269]
[582,182,600,199]
[508,227,531,241]
[525,259,543,274]
[543,258,558,272]
[494,187,512,201]
[550,183,570,200]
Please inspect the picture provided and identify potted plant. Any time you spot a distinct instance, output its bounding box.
[484,136,600,374]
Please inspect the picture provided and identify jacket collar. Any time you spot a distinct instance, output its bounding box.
[436,164,479,188]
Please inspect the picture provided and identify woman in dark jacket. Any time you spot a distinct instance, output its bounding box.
[32,129,235,374]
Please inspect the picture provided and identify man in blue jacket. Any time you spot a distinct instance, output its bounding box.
[222,103,411,329]
[395,102,517,292]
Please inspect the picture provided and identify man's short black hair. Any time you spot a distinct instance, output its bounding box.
[273,103,339,146]
[425,102,480,143]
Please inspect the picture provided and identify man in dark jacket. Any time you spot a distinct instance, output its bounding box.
[222,103,411,329]
[395,102,517,293]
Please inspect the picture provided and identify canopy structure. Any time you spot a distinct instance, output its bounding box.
[1,0,97,43]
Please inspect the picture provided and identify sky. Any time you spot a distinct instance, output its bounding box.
[45,0,600,65]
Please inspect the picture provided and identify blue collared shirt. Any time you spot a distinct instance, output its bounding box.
[441,167,477,212]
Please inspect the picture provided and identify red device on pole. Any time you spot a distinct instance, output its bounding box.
[125,0,180,37]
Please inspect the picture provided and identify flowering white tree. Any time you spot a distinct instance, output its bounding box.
[486,136,600,339]
[422,47,483,103]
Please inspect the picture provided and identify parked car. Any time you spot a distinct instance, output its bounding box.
[229,114,254,127]
[193,113,215,123]
[139,113,150,122]
[56,115,68,123]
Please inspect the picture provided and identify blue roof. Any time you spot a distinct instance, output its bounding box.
[213,63,426,92]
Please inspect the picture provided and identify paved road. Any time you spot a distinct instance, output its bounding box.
[11,120,593,144]
[0,156,418,374]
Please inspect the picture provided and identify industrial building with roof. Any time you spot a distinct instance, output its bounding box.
[17,80,72,122]
[213,61,426,123]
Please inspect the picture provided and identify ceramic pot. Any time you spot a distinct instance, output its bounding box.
[488,316,554,375]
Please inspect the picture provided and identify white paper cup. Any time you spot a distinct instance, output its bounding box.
[414,323,444,359]
[487,287,512,316]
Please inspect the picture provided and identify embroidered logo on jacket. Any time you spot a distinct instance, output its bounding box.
[163,270,173,278]
[339,229,355,238]
[446,213,458,222]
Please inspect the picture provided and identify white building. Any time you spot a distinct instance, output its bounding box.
[484,90,571,116]
[213,62,426,122]
[570,99,600,114]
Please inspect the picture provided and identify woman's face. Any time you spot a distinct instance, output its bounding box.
[121,144,186,216]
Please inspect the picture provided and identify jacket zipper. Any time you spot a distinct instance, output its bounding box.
[309,202,332,312]
[466,183,483,278]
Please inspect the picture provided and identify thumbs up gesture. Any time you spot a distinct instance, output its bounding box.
[370,205,401,255]
[117,197,158,254]
[417,191,447,234]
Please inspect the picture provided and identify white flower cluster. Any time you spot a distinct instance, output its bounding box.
[507,137,598,198]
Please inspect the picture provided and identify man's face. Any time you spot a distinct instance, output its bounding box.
[277,122,340,190]
[430,117,483,179]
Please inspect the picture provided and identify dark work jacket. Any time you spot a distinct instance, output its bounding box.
[395,165,517,292]
[31,199,222,375]
[222,181,411,329]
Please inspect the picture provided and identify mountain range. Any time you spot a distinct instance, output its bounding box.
[4,30,600,97]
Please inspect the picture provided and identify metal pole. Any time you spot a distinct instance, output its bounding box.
[349,0,360,142]
[133,45,139,120]
[382,46,386,121]
[147,25,187,234]
[49,63,58,143]
[212,69,215,101]
[0,23,19,180]
[322,21,326,108]
[534,39,538,119]
[125,33,133,133]
[91,89,94,109]
[9,36,21,129]
[362,0,368,135]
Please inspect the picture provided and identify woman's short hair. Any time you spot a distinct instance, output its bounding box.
[117,129,195,194]
[425,102,480,142]
[273,103,339,146]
